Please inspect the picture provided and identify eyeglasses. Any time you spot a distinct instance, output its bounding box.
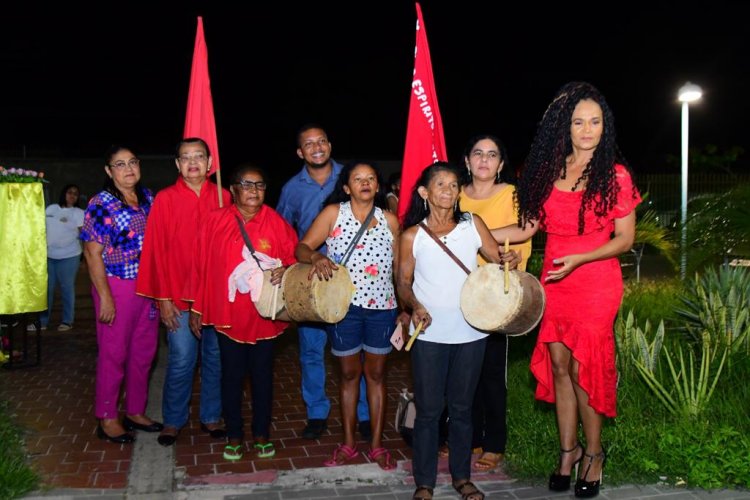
[234,180,267,191]
[109,158,140,169]
[178,152,207,163]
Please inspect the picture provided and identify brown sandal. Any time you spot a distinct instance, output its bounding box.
[412,485,433,499]
[453,479,485,500]
[473,451,504,472]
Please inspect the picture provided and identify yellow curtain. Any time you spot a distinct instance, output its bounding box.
[0,183,47,314]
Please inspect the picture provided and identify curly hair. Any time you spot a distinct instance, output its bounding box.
[403,162,466,228]
[516,82,637,234]
[323,160,387,210]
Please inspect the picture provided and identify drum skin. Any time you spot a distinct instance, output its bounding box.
[254,269,290,322]
[281,263,356,323]
[460,266,545,336]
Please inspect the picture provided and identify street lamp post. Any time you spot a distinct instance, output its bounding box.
[678,82,702,280]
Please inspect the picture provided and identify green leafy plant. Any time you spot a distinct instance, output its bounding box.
[633,335,727,417]
[676,266,750,358]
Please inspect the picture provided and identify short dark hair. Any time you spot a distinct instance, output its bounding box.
[296,123,328,147]
[230,163,267,185]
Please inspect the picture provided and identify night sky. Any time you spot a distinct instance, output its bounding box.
[3,2,749,179]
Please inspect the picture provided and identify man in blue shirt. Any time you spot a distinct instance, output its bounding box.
[277,124,371,440]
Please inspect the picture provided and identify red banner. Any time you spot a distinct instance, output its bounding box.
[397,2,448,220]
[184,17,220,173]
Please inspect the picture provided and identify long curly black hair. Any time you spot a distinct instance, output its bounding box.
[516,81,637,234]
[403,162,466,228]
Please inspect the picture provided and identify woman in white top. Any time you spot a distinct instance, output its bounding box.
[397,162,519,500]
[296,161,401,470]
[39,184,85,331]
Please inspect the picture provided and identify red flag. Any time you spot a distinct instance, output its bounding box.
[397,2,448,220]
[184,16,220,174]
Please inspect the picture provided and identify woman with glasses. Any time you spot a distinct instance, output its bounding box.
[186,164,298,461]
[137,138,231,447]
[80,145,162,443]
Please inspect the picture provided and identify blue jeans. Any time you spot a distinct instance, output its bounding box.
[327,305,396,356]
[411,338,487,488]
[298,323,369,421]
[41,255,80,327]
[161,311,222,428]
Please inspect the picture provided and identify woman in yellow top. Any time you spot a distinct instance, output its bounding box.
[459,134,532,472]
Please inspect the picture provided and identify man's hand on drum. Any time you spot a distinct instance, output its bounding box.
[189,311,203,338]
[270,265,287,286]
[308,251,338,281]
[411,304,432,330]
[499,248,522,270]
[159,299,181,332]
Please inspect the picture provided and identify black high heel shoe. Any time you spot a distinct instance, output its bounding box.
[97,424,135,444]
[123,416,164,433]
[574,449,606,498]
[548,442,583,491]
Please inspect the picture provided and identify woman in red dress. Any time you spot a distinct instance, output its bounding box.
[493,82,640,498]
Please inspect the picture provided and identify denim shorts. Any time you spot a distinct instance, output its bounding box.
[327,305,397,357]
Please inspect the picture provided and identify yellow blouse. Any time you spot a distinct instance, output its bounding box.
[459,184,532,271]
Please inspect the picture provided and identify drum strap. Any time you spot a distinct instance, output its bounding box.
[340,205,376,266]
[418,222,471,275]
[234,215,265,269]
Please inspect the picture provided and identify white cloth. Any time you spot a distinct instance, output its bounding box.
[227,247,278,302]
[411,215,488,344]
[45,204,85,259]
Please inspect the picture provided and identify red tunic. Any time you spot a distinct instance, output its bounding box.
[136,177,231,310]
[186,204,298,344]
[530,164,640,417]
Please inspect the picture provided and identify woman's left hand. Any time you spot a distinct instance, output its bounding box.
[500,249,522,270]
[546,254,584,282]
[270,265,287,286]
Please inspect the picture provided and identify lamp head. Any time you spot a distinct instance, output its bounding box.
[678,82,703,103]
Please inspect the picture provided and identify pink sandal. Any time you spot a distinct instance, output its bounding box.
[367,447,397,471]
[324,444,359,467]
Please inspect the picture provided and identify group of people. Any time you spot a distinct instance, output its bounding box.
[75,81,638,500]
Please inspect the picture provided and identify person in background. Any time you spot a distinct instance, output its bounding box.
[277,124,371,441]
[296,161,400,470]
[491,82,640,498]
[397,162,520,500]
[187,164,297,461]
[80,145,163,443]
[385,172,401,214]
[459,134,532,472]
[136,138,231,447]
[33,184,85,331]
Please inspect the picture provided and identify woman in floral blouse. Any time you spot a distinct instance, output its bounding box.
[80,145,162,443]
[295,161,400,470]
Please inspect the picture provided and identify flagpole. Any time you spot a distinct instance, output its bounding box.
[215,168,223,208]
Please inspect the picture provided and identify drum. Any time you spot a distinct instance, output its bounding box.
[460,265,545,335]
[281,263,356,323]
[254,269,290,322]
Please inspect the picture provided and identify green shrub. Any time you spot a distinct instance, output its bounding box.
[0,402,39,500]
[621,278,683,327]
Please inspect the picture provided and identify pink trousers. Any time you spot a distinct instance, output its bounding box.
[92,277,159,419]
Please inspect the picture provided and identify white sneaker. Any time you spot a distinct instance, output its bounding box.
[57,323,72,332]
[26,324,37,332]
